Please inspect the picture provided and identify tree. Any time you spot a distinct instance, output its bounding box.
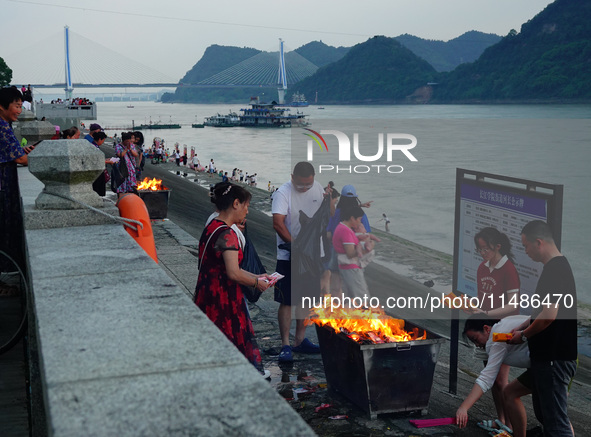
[0,56,12,87]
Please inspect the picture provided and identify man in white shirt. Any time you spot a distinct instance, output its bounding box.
[272,161,325,362]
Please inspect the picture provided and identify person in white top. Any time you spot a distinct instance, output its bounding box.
[208,159,215,177]
[272,162,326,362]
[456,315,532,437]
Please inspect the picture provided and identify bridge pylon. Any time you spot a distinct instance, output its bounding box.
[277,39,287,104]
[64,26,74,101]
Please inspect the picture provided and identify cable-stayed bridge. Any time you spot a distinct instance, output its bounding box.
[195,50,317,87]
[5,29,178,88]
[5,28,318,94]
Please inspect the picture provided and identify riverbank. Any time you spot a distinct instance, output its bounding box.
[87,144,591,435]
[129,163,590,435]
[128,152,591,356]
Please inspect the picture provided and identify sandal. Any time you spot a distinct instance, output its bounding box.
[278,345,293,362]
[477,420,497,433]
[494,419,513,435]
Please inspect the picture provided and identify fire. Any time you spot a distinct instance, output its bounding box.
[137,177,167,191]
[309,299,426,344]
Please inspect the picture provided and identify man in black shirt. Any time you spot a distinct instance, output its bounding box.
[509,220,577,437]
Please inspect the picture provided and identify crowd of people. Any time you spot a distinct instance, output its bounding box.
[47,97,93,106]
[196,160,577,437]
[0,87,579,436]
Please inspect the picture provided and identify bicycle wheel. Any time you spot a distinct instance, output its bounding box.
[0,250,28,355]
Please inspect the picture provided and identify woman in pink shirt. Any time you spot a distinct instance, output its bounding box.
[332,205,372,301]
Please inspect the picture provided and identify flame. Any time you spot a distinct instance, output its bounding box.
[137,177,167,191]
[309,297,426,344]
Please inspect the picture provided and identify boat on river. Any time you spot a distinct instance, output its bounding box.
[203,112,240,127]
[240,97,307,127]
[134,122,181,130]
[290,92,309,107]
[204,97,307,128]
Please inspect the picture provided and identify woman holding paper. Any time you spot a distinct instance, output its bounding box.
[194,183,272,377]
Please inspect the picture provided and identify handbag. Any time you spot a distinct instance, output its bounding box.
[110,157,129,192]
[118,156,129,180]
[197,223,264,303]
[240,226,266,303]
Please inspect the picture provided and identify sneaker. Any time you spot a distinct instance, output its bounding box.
[292,338,320,354]
[260,369,271,379]
[278,345,293,362]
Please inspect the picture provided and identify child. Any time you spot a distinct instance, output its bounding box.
[332,205,374,300]
[352,223,381,267]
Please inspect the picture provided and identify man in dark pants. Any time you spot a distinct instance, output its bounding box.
[509,220,577,437]
[272,162,325,362]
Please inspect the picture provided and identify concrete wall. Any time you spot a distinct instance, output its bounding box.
[19,168,314,437]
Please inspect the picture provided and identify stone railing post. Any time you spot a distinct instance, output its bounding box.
[13,109,56,144]
[25,140,119,229]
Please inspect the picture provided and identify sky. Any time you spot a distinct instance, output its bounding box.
[2,0,555,83]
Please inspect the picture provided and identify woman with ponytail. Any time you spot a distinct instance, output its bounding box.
[470,226,521,430]
[473,226,520,318]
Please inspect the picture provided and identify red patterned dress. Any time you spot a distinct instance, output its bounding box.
[194,219,263,372]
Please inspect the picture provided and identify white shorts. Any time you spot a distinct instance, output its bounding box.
[339,268,370,300]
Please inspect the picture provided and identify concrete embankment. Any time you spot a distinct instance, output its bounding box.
[19,149,314,437]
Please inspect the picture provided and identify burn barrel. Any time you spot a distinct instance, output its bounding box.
[315,321,444,419]
[137,189,171,219]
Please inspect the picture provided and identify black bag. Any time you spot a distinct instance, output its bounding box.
[240,226,266,303]
[118,158,129,180]
[110,159,129,192]
[292,196,331,277]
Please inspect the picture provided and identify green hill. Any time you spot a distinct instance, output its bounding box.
[180,44,261,84]
[293,36,438,104]
[161,33,499,103]
[162,45,264,103]
[395,31,501,72]
[294,41,349,67]
[434,0,591,101]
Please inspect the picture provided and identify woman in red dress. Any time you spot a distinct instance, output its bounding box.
[195,183,271,375]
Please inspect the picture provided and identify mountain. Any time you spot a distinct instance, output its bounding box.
[294,41,349,67]
[180,45,261,84]
[161,31,497,103]
[161,32,499,103]
[394,31,501,72]
[433,0,591,102]
[162,45,263,103]
[293,36,438,104]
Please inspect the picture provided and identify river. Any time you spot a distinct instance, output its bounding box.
[95,101,591,307]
